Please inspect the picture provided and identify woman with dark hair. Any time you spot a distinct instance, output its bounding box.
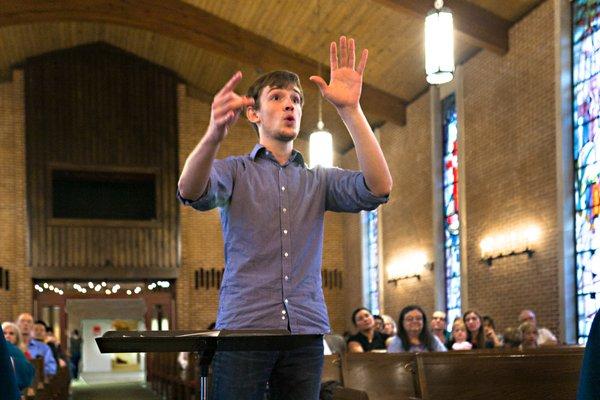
[464,310,494,349]
[387,305,446,353]
[347,307,389,353]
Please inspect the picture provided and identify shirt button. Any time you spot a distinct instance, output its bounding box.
[282,310,286,315]
[282,208,287,213]
[281,316,286,320]
[283,230,288,235]
[284,299,288,304]
[284,252,289,257]
[281,186,286,191]
[284,276,289,281]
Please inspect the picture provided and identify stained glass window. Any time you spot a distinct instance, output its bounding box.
[573,0,600,344]
[362,209,380,315]
[442,93,461,325]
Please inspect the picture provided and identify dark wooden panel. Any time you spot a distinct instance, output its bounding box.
[26,42,179,278]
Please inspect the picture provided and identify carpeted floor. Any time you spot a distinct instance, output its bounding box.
[71,381,161,400]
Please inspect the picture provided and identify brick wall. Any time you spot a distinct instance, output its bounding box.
[461,1,559,335]
[0,70,30,321]
[379,91,436,325]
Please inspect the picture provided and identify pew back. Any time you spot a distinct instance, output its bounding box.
[341,353,419,400]
[416,347,584,400]
[322,354,343,384]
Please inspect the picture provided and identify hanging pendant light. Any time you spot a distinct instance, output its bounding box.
[425,0,455,85]
[309,120,333,168]
[309,0,333,168]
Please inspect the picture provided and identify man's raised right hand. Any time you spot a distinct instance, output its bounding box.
[207,71,255,142]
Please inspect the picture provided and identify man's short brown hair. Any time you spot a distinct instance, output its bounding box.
[246,70,304,134]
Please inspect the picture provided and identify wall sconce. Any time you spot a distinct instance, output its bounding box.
[480,225,540,266]
[387,252,434,286]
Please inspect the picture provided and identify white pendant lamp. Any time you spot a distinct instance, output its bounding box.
[309,0,333,168]
[425,0,455,85]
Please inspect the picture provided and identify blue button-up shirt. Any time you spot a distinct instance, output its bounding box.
[27,339,56,376]
[178,144,387,334]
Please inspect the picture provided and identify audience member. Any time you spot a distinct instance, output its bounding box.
[519,321,539,350]
[44,326,68,369]
[373,315,384,333]
[69,329,82,380]
[347,308,389,353]
[2,321,34,391]
[388,305,446,353]
[0,331,21,400]
[2,322,30,357]
[482,315,502,348]
[518,309,558,346]
[16,313,56,376]
[464,310,493,349]
[430,310,450,347]
[502,327,522,349]
[381,314,397,336]
[449,319,472,351]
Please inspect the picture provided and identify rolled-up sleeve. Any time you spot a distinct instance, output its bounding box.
[177,157,236,211]
[324,167,388,212]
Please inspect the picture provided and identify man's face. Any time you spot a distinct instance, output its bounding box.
[251,85,302,143]
[519,311,536,327]
[33,324,46,341]
[431,312,447,331]
[17,314,33,338]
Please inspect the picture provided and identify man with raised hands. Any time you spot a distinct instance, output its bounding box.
[178,36,392,400]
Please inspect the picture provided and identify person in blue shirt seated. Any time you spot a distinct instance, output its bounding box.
[16,313,56,376]
[388,305,447,353]
[178,35,392,400]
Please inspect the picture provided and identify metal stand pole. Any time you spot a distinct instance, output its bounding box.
[197,350,215,400]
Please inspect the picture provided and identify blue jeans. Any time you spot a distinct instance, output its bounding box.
[211,335,324,400]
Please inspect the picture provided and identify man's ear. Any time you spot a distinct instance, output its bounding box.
[246,106,260,124]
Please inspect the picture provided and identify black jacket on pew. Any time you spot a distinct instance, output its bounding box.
[578,310,600,400]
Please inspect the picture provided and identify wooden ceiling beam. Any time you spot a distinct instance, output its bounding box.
[0,0,407,126]
[372,0,511,55]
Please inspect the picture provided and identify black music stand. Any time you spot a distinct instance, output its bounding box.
[96,329,317,400]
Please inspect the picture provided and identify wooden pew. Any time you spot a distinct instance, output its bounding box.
[322,354,343,384]
[339,353,420,400]
[415,347,584,400]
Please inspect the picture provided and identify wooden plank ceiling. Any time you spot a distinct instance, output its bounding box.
[0,0,545,153]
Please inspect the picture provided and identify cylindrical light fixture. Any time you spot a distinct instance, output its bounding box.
[425,0,455,85]
[309,120,333,168]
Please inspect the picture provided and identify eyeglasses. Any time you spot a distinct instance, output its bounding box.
[432,317,446,321]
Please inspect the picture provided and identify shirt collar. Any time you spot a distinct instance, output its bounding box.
[250,144,306,167]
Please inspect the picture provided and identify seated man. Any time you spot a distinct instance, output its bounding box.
[518,309,558,346]
[16,313,56,376]
[430,311,450,347]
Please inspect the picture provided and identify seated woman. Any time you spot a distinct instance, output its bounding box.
[449,319,472,350]
[387,305,446,353]
[519,321,538,350]
[347,307,389,353]
[0,322,35,392]
[464,310,495,349]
